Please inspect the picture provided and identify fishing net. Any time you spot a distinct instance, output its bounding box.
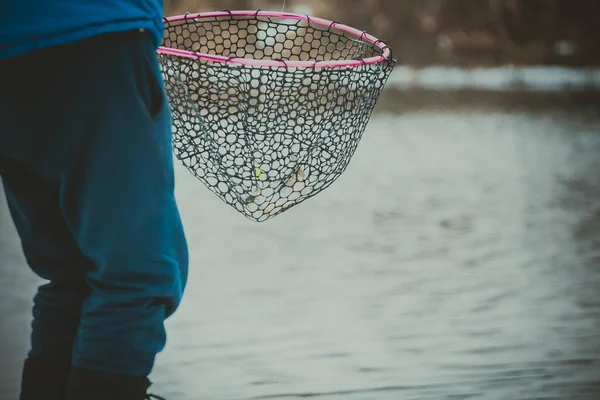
[158,10,395,222]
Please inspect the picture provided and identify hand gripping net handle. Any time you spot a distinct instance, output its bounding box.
[158,10,396,222]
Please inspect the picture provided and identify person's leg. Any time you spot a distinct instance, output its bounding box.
[0,158,92,400]
[36,32,188,398]
[0,53,92,400]
[55,30,188,382]
[1,29,188,399]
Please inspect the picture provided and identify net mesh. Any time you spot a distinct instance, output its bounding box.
[158,12,395,222]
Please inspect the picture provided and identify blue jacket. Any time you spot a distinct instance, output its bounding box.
[0,0,164,60]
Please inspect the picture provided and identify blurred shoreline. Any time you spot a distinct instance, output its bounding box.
[388,66,600,92]
[376,87,600,114]
[376,65,600,113]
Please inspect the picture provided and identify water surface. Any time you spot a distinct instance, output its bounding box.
[1,103,600,400]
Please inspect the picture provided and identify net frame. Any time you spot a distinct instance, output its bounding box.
[157,10,396,222]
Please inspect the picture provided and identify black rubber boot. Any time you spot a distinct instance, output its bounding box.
[65,367,162,400]
[20,356,72,400]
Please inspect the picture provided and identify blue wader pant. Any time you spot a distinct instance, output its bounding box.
[0,29,188,378]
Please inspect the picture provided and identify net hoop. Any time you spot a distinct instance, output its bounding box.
[158,10,393,69]
[158,10,396,222]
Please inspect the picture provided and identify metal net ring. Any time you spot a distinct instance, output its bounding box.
[158,10,396,222]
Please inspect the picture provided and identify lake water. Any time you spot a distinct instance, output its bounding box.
[1,95,600,399]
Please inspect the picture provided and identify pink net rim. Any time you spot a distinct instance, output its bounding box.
[157,10,393,69]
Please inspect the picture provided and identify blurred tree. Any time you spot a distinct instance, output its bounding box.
[163,0,600,67]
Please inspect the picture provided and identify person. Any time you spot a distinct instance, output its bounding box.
[0,1,189,399]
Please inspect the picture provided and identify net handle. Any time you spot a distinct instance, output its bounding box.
[158,10,393,69]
